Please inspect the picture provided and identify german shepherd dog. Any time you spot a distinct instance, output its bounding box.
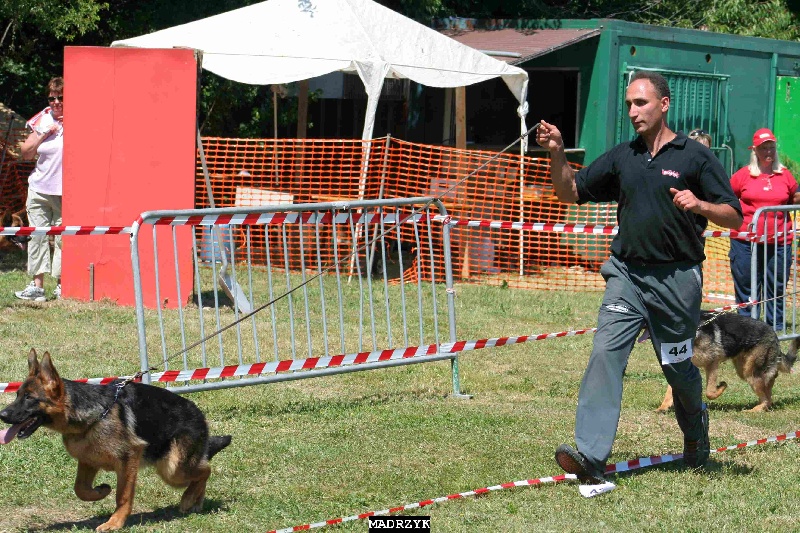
[0,350,232,531]
[656,311,799,412]
[0,207,30,251]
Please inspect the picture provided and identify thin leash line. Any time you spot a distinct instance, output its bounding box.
[698,289,800,328]
[139,124,542,379]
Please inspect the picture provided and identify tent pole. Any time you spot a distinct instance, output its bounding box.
[455,86,470,280]
[348,87,382,282]
[518,109,528,278]
[367,134,392,275]
[348,135,373,282]
[519,137,525,277]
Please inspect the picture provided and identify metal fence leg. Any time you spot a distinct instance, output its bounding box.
[450,354,471,399]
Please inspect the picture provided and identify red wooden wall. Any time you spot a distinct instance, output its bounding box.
[62,46,196,308]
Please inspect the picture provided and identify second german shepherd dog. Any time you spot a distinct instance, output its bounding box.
[0,206,30,251]
[0,349,232,531]
[657,311,799,412]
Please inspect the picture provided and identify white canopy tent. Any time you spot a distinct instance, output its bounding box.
[111,0,530,142]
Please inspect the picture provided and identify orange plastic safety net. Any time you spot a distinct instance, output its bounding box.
[0,132,734,300]
[195,136,734,299]
[0,126,31,215]
[703,222,735,299]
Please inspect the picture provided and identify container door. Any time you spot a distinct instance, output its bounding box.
[617,66,731,174]
[774,76,800,165]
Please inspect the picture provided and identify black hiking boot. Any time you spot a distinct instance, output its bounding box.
[555,444,606,484]
[683,405,710,468]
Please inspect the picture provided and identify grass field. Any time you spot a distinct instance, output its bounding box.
[1,246,799,532]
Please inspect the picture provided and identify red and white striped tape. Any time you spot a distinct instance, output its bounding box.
[0,225,131,236]
[0,376,121,394]
[269,474,580,533]
[441,219,781,241]
[136,212,765,240]
[135,211,403,228]
[608,429,800,475]
[0,300,757,394]
[266,429,800,533]
[2,206,795,244]
[706,300,759,313]
[0,216,776,241]
[0,327,598,394]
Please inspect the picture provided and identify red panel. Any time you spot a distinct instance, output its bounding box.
[62,47,196,308]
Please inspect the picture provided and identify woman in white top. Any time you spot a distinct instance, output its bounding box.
[15,77,64,302]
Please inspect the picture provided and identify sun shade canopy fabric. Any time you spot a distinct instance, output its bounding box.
[111,0,529,141]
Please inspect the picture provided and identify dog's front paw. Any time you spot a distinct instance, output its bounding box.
[95,516,124,531]
[179,496,205,514]
[179,481,207,513]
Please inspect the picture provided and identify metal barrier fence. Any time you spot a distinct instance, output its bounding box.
[130,197,467,395]
[749,205,800,339]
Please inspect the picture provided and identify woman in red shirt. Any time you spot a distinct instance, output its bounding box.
[729,128,800,330]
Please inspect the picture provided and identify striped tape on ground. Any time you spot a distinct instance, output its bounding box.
[0,327,598,394]
[269,474,579,533]
[267,430,800,533]
[0,300,758,394]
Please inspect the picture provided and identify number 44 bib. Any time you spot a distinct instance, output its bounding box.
[660,339,693,365]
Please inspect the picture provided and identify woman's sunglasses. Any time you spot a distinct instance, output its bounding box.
[47,95,64,103]
[688,129,707,137]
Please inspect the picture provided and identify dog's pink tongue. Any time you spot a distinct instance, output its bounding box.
[0,424,22,444]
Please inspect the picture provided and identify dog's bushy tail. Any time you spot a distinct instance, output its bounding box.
[784,337,800,371]
[207,435,232,460]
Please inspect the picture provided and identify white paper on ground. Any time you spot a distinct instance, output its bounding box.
[578,481,616,498]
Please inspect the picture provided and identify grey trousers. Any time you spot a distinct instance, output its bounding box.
[575,255,705,470]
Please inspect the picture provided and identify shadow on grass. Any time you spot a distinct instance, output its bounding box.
[705,394,800,412]
[0,247,26,272]
[611,456,753,481]
[193,289,235,309]
[653,392,800,414]
[33,498,227,531]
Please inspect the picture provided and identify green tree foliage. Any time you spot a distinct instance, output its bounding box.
[701,0,800,41]
[0,0,107,113]
[0,0,263,120]
[431,0,800,40]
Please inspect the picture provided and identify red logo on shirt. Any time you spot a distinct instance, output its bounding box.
[662,169,680,179]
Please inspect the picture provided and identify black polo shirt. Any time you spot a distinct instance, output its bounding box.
[575,132,742,264]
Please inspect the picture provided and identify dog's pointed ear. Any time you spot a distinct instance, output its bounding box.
[39,352,64,397]
[27,348,40,376]
[40,352,61,380]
